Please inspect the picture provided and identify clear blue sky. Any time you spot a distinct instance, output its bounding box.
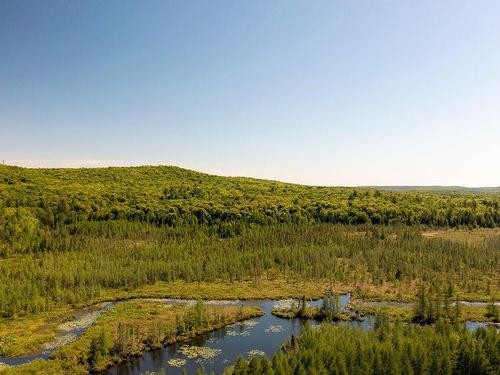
[1,1,499,186]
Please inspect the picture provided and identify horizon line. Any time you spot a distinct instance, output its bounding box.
[1,160,498,190]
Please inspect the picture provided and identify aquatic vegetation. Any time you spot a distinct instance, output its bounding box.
[264,325,284,333]
[239,320,258,328]
[42,304,115,353]
[246,349,265,357]
[273,299,300,310]
[226,329,250,337]
[226,320,257,336]
[178,345,222,360]
[272,294,364,322]
[0,302,262,374]
[205,300,239,306]
[2,223,498,325]
[272,306,319,319]
[0,164,499,374]
[271,308,297,319]
[167,358,186,367]
[272,298,321,319]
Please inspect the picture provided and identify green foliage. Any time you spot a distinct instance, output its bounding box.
[113,322,143,356]
[37,301,261,374]
[485,299,499,323]
[230,322,499,375]
[320,293,343,320]
[0,224,498,316]
[87,328,111,371]
[2,165,497,374]
[0,165,498,316]
[0,207,40,256]
[272,293,353,321]
[413,284,475,325]
[175,299,210,335]
[0,165,498,244]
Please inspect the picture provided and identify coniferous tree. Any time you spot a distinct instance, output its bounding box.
[88,328,111,371]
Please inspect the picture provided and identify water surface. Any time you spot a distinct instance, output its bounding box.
[103,297,377,375]
[1,295,494,373]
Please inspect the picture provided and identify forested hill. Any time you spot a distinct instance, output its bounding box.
[0,164,499,231]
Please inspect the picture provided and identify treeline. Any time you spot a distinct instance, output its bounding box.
[413,285,499,324]
[1,224,497,316]
[226,321,499,375]
[87,300,212,371]
[1,165,499,247]
[414,284,462,325]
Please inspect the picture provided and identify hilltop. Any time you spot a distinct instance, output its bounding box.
[0,164,499,231]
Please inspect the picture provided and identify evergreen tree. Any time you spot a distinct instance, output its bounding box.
[260,356,275,375]
[88,328,111,371]
[233,355,249,375]
[248,355,262,374]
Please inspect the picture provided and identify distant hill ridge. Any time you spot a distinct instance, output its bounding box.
[0,164,499,228]
[1,163,498,192]
[365,186,500,193]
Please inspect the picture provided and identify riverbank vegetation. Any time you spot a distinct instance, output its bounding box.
[413,285,499,325]
[352,303,498,324]
[271,294,356,321]
[227,320,499,375]
[271,287,500,324]
[0,300,262,375]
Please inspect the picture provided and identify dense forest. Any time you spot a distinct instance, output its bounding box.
[1,165,499,246]
[0,165,499,316]
[226,321,499,375]
[1,223,498,317]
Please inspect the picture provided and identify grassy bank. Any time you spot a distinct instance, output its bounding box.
[351,303,498,323]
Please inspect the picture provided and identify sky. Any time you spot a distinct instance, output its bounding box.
[1,1,499,186]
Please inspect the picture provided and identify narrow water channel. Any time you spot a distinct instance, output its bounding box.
[0,302,115,366]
